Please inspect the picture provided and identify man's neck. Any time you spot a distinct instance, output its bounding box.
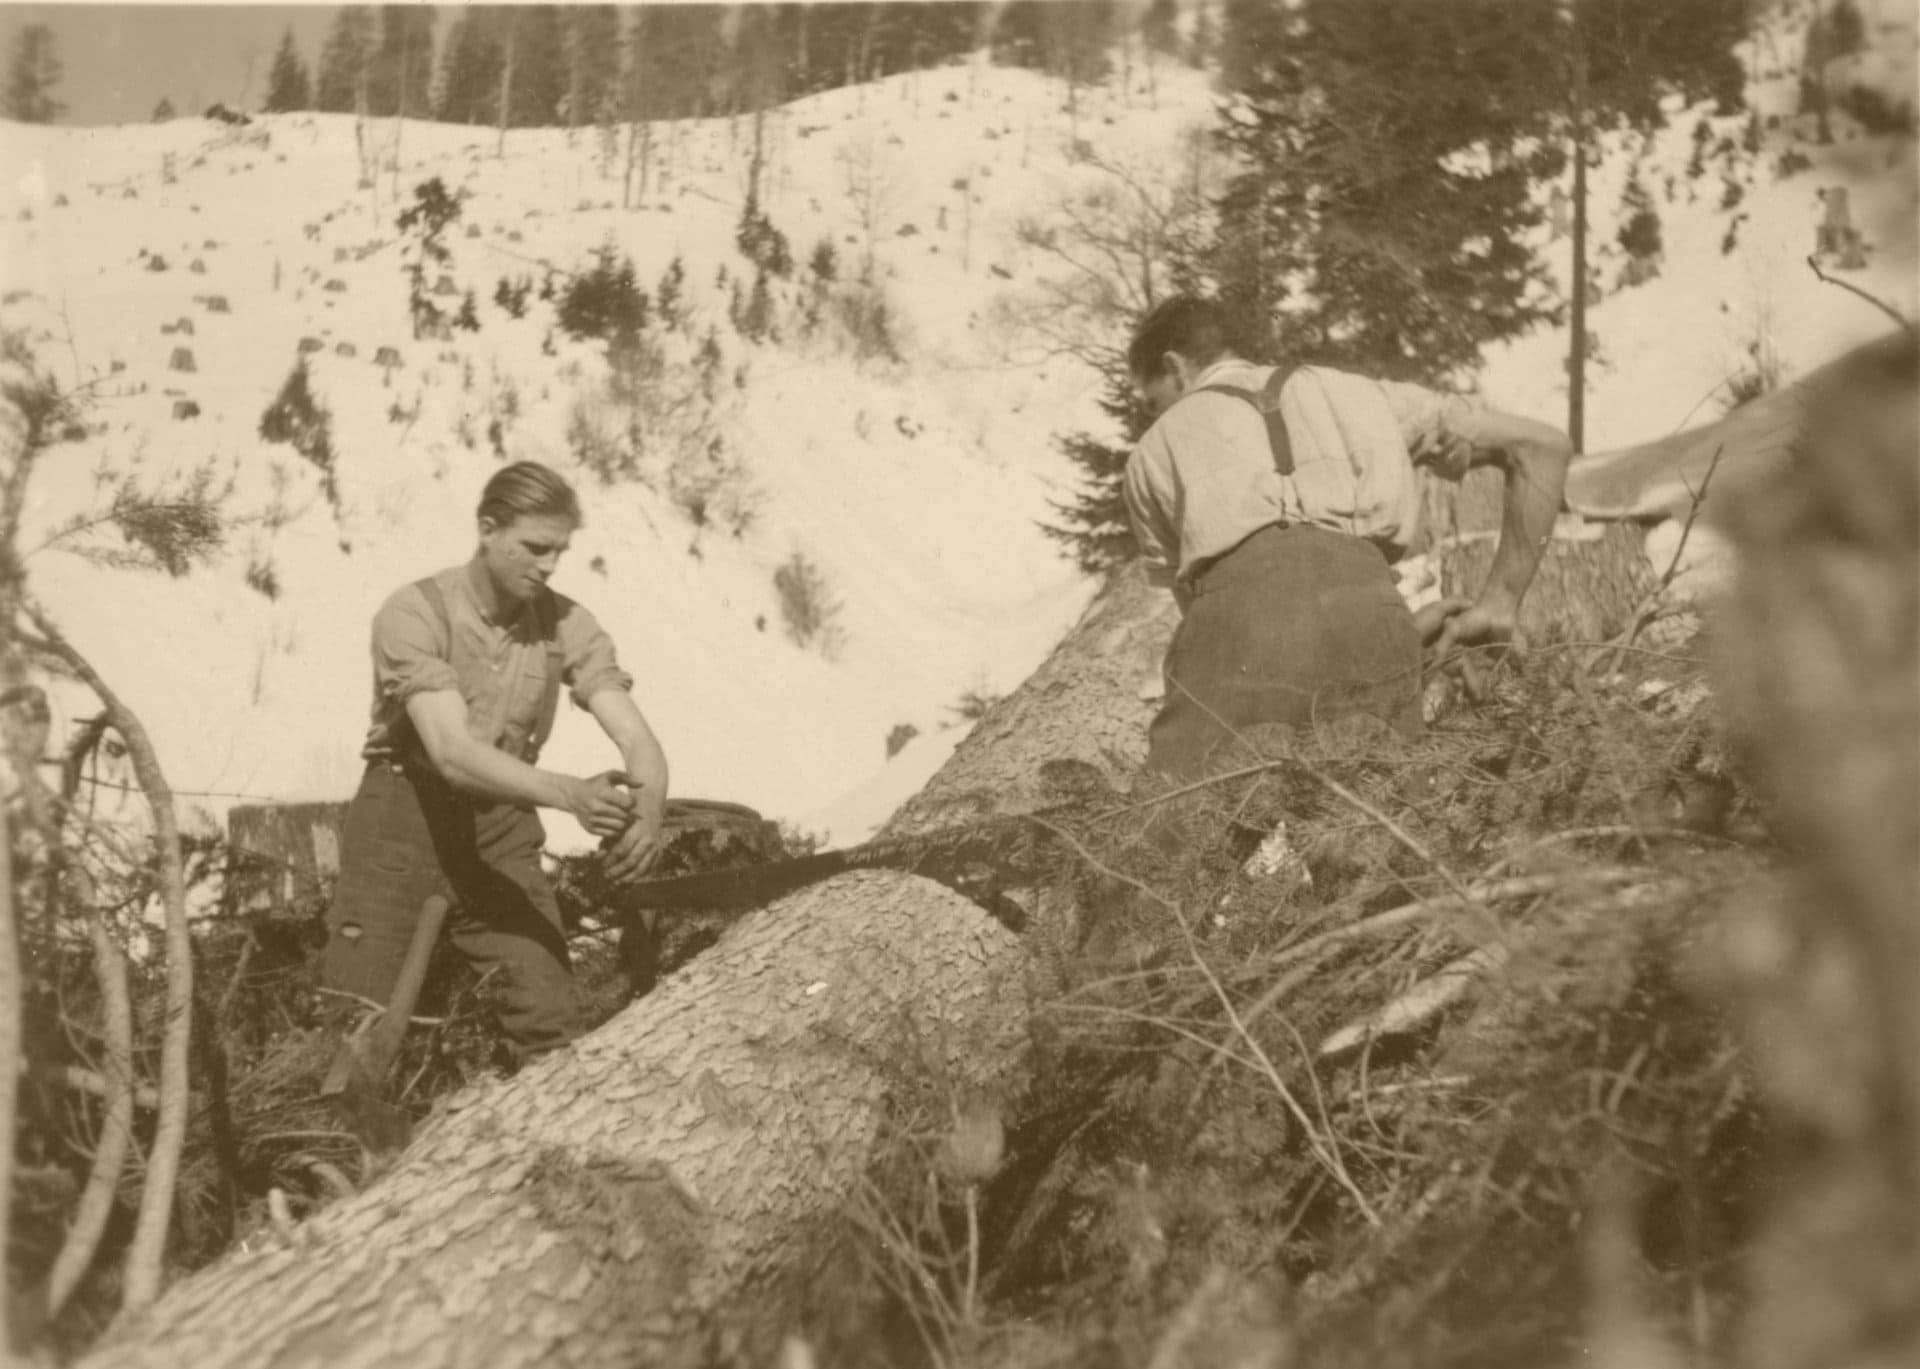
[1189,354,1252,389]
[463,555,516,625]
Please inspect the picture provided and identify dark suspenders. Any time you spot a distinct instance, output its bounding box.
[408,575,565,765]
[1186,374,1297,476]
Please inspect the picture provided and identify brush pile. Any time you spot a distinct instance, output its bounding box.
[801,631,1771,1368]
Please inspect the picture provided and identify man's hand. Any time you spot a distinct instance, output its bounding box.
[1410,596,1473,650]
[601,813,665,887]
[1431,601,1519,702]
[565,770,639,838]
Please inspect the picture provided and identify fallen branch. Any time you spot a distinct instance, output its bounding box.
[1805,254,1919,338]
[1317,945,1511,1057]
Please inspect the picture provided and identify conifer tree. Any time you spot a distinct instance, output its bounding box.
[1045,361,1160,573]
[509,5,566,126]
[263,27,311,113]
[562,6,620,135]
[367,5,433,118]
[3,24,65,124]
[315,6,374,113]
[1141,0,1181,57]
[152,96,176,123]
[435,15,501,125]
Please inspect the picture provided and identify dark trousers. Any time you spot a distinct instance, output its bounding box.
[321,762,581,1058]
[1144,523,1423,781]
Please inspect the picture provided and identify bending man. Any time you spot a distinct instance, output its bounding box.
[1122,296,1571,778]
[322,461,668,1059]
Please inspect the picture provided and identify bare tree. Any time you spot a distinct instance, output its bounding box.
[837,135,899,284]
[997,137,1216,365]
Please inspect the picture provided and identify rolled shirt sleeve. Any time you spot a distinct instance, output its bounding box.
[555,596,634,708]
[1378,378,1482,483]
[371,587,460,707]
[1123,438,1180,589]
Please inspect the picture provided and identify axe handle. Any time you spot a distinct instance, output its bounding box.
[338,893,450,1094]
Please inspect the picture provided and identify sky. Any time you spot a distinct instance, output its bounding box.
[0,5,353,125]
[0,0,1014,128]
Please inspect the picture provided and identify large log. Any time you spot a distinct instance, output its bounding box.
[883,562,1178,839]
[80,870,1028,1369]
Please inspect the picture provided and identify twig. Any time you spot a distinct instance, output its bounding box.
[1600,443,1724,676]
[1805,254,1919,337]
[314,986,447,1027]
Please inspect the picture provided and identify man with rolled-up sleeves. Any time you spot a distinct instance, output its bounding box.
[321,461,669,1059]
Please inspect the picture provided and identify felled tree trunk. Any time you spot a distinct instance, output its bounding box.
[883,562,1178,839]
[80,870,1028,1369]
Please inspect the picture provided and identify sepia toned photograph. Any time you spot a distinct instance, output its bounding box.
[0,0,1914,1363]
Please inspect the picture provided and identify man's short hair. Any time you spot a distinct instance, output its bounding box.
[1128,295,1235,381]
[477,461,583,529]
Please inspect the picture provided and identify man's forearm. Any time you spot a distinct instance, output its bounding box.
[619,733,669,826]
[586,689,669,825]
[434,737,576,812]
[1481,438,1570,616]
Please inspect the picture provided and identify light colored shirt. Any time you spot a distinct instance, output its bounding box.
[1123,358,1482,590]
[361,562,633,763]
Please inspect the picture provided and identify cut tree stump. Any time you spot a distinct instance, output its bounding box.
[79,869,1028,1369]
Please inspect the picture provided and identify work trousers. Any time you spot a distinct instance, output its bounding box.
[320,761,581,1059]
[1144,522,1423,781]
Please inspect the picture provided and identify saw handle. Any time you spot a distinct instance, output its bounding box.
[365,893,451,1081]
[323,892,451,1101]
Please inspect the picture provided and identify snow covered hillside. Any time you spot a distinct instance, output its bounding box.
[0,61,1217,849]
[0,1,1912,856]
[1480,0,1916,449]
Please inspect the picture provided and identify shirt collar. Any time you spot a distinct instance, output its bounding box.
[462,559,517,628]
[1189,356,1259,390]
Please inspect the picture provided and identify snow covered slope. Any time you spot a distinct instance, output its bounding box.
[0,3,1911,855]
[0,61,1216,848]
[1481,0,1916,456]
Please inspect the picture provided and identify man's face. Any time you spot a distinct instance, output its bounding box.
[478,513,575,603]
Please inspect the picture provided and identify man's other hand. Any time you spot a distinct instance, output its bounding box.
[601,814,665,886]
[567,771,638,838]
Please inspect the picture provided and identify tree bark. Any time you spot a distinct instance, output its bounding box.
[883,563,1177,840]
[78,869,1028,1369]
